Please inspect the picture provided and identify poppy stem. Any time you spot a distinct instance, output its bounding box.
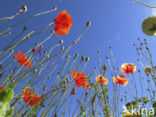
[132,0,156,8]
[0,7,57,36]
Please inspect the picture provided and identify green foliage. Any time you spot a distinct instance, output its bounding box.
[0,88,14,104]
[0,102,14,117]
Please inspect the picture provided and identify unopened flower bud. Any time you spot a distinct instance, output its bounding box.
[44,51,47,56]
[36,42,39,46]
[21,6,27,13]
[61,46,64,51]
[32,48,36,54]
[43,86,47,91]
[81,55,85,61]
[86,21,91,27]
[72,41,76,44]
[23,27,27,31]
[10,49,14,53]
[53,6,57,10]
[34,69,37,73]
[67,55,71,59]
[85,57,89,62]
[97,50,100,53]
[59,40,63,44]
[46,54,49,58]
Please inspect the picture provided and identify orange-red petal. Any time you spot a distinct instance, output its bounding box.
[54,10,72,35]
[121,63,136,75]
[14,51,32,67]
[28,95,42,106]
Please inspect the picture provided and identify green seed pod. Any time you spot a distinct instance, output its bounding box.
[145,66,153,75]
[142,16,156,36]
[0,88,14,104]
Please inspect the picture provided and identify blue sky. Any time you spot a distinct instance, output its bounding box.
[1,0,156,116]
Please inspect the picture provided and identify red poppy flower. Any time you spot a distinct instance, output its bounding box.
[75,77,88,88]
[95,75,108,85]
[23,89,35,103]
[121,63,136,75]
[28,95,42,106]
[23,89,41,106]
[54,10,72,35]
[71,70,79,80]
[13,51,31,67]
[113,75,129,86]
[71,70,88,89]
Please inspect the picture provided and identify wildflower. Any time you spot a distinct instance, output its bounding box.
[121,63,136,75]
[71,71,88,88]
[71,87,76,95]
[13,51,31,67]
[71,70,79,80]
[95,75,108,85]
[28,95,42,106]
[54,10,72,35]
[113,75,129,86]
[23,89,41,106]
[23,89,35,103]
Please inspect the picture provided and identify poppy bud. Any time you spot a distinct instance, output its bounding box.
[36,57,38,61]
[23,26,27,31]
[59,40,63,44]
[61,46,64,51]
[72,41,77,44]
[138,69,140,73]
[43,86,47,91]
[51,30,54,34]
[33,87,36,90]
[53,6,57,10]
[32,48,36,54]
[36,42,39,47]
[0,64,2,69]
[106,56,108,59]
[38,48,42,55]
[66,55,71,59]
[74,53,79,60]
[86,21,91,27]
[44,51,47,56]
[97,50,100,53]
[47,76,50,80]
[81,55,85,61]
[85,57,89,62]
[21,5,27,13]
[46,55,49,58]
[10,49,14,53]
[0,88,14,104]
[34,69,37,73]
